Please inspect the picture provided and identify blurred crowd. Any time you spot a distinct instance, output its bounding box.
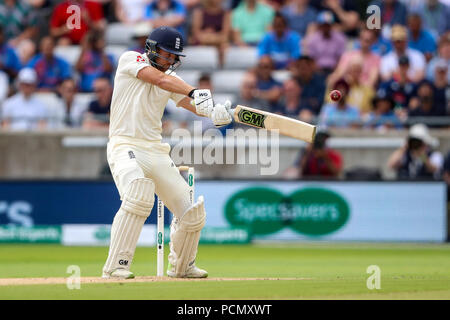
[0,0,448,131]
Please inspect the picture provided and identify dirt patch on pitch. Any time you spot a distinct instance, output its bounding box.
[0,276,308,286]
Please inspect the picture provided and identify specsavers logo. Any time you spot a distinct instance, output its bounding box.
[225,187,350,236]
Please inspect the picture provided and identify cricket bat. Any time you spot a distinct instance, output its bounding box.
[230,105,316,143]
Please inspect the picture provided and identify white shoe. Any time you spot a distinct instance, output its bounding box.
[167,264,208,278]
[102,268,135,279]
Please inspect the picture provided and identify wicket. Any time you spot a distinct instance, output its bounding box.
[156,166,195,277]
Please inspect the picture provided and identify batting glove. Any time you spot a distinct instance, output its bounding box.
[189,89,214,117]
[211,100,233,128]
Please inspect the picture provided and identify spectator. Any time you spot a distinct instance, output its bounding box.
[82,77,112,128]
[327,58,376,115]
[235,71,271,113]
[253,55,282,110]
[280,0,317,38]
[432,59,449,115]
[407,13,437,62]
[283,130,343,179]
[191,0,231,67]
[144,0,187,41]
[388,123,443,180]
[115,0,149,23]
[318,79,360,128]
[328,28,381,89]
[257,12,301,70]
[378,55,417,110]
[365,91,403,130]
[0,26,21,79]
[427,33,450,83]
[198,73,213,90]
[292,55,326,116]
[50,0,106,45]
[304,11,347,75]
[408,80,446,121]
[370,0,408,27]
[309,0,359,35]
[276,78,302,118]
[1,68,48,130]
[414,0,450,39]
[57,78,88,127]
[0,0,38,45]
[443,150,450,194]
[231,0,274,46]
[27,36,72,92]
[265,0,288,11]
[128,22,153,54]
[28,0,54,42]
[368,29,393,56]
[380,25,426,83]
[75,31,115,92]
[178,0,202,11]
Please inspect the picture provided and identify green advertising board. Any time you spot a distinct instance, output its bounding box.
[0,226,62,243]
[225,186,350,237]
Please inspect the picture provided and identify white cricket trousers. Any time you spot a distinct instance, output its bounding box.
[107,136,193,219]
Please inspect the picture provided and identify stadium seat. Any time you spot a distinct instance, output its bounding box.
[212,71,245,94]
[105,23,135,46]
[105,45,128,64]
[223,47,258,70]
[75,93,95,109]
[54,45,81,67]
[176,70,201,86]
[214,93,236,105]
[178,46,219,71]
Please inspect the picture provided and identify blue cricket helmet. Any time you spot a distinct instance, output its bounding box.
[146,26,185,57]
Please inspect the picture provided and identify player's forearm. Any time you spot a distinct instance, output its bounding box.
[137,66,195,96]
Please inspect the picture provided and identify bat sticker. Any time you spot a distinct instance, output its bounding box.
[237,109,266,128]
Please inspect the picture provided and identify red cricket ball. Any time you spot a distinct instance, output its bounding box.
[330,90,342,102]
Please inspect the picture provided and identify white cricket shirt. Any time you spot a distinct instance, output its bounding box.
[109,51,186,141]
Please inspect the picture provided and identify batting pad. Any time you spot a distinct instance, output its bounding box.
[168,196,206,277]
[103,178,155,274]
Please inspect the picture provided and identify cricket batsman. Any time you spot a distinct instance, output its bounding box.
[102,26,232,279]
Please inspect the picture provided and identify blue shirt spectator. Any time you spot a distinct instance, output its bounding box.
[378,79,416,109]
[410,0,450,38]
[407,13,437,60]
[365,93,403,129]
[27,36,71,91]
[318,102,360,128]
[27,54,71,90]
[0,42,21,77]
[294,55,326,115]
[144,0,187,40]
[79,51,115,92]
[408,30,437,57]
[0,26,21,78]
[254,56,283,110]
[258,12,301,69]
[354,31,392,56]
[318,78,360,128]
[75,32,115,92]
[280,0,317,37]
[370,0,408,26]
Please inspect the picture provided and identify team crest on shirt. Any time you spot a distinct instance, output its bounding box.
[136,55,145,63]
[175,38,180,49]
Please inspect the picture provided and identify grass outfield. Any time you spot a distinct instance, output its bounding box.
[0,243,449,299]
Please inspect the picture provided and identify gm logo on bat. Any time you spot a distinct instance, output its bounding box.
[238,109,266,128]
